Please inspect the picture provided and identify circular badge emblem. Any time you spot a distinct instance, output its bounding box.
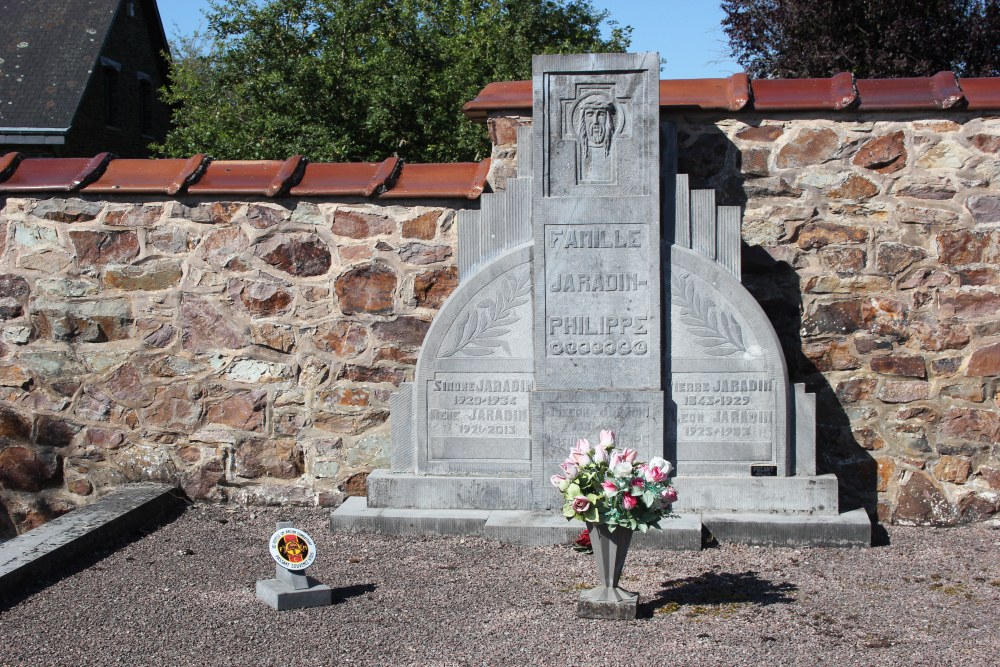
[268,527,317,571]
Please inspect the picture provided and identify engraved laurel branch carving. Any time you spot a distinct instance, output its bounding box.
[440,270,531,358]
[670,271,747,357]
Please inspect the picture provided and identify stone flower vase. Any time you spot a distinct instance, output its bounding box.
[577,522,639,620]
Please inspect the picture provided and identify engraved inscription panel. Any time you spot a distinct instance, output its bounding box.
[532,390,663,507]
[543,224,651,358]
[427,374,533,461]
[428,374,532,439]
[671,372,777,463]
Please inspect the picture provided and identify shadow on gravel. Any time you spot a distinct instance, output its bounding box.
[331,583,377,604]
[637,570,797,619]
[0,496,190,614]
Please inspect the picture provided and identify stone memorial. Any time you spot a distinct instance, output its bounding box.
[256,521,333,610]
[332,52,871,548]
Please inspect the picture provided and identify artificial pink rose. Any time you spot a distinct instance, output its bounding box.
[571,496,591,513]
[593,446,608,464]
[559,461,579,478]
[599,429,615,448]
[601,480,619,497]
[661,486,678,504]
[570,450,591,466]
[550,474,567,489]
[621,448,638,463]
[648,456,672,477]
[644,465,668,483]
[622,494,638,510]
[609,450,623,468]
[630,477,645,493]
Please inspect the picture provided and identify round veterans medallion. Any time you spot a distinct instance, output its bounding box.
[268,527,317,571]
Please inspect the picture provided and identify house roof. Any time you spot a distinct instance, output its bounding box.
[463,72,1000,119]
[0,0,169,133]
[0,153,492,199]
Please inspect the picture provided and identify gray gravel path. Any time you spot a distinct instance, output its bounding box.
[1,504,998,667]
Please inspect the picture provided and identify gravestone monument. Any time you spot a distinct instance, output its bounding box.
[332,52,871,548]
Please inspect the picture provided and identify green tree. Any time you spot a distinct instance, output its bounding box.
[721,0,999,79]
[155,0,630,162]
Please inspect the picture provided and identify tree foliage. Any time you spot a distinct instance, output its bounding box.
[155,0,630,162]
[721,0,999,79]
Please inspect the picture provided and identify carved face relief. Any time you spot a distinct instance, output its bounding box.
[573,92,618,156]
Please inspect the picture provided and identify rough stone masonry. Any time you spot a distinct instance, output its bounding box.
[2,108,1000,534]
[0,197,465,534]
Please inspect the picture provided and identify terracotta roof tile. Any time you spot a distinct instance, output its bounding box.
[462,73,1000,117]
[379,160,491,200]
[664,74,750,111]
[0,156,492,200]
[83,155,209,195]
[186,156,306,197]
[290,157,401,197]
[464,76,752,115]
[751,73,857,111]
[463,81,532,120]
[958,78,1000,110]
[856,72,964,110]
[0,152,112,192]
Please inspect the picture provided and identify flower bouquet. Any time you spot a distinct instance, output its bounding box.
[551,429,678,533]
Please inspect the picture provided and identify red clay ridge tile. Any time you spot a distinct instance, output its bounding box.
[857,72,964,110]
[751,73,857,111]
[83,154,209,195]
[663,74,750,111]
[0,153,113,192]
[463,76,753,117]
[186,156,306,197]
[291,157,401,197]
[960,78,1000,110]
[0,152,24,183]
[380,160,491,200]
[462,81,532,120]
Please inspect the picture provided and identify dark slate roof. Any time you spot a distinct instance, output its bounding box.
[0,0,121,130]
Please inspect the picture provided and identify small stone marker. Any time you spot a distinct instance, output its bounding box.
[255,521,332,611]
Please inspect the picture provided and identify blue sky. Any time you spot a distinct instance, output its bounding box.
[157,0,741,78]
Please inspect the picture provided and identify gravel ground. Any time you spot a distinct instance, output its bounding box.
[1,504,998,667]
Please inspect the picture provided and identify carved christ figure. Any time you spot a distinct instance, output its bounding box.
[571,90,621,183]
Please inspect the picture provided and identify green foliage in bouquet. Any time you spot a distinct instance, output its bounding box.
[551,430,678,533]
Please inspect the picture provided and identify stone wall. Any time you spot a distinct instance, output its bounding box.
[487,111,1000,526]
[2,111,999,534]
[0,196,461,535]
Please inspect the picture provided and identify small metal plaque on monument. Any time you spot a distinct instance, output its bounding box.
[529,52,664,512]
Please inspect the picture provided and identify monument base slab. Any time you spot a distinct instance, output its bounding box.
[332,497,872,548]
[577,587,639,620]
[670,474,840,514]
[367,469,532,510]
[484,510,703,550]
[701,508,872,547]
[331,496,491,535]
[255,578,333,611]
